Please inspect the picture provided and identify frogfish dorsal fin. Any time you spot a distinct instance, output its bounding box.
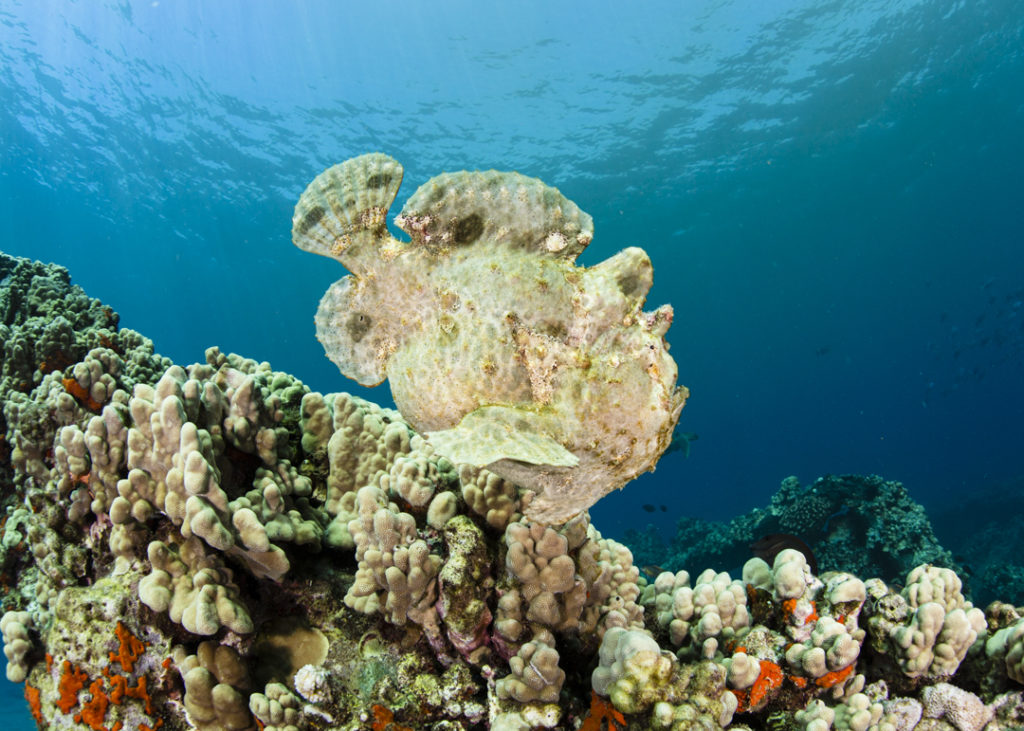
[292,152,404,276]
[395,169,593,260]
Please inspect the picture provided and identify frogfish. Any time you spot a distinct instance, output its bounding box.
[292,153,687,524]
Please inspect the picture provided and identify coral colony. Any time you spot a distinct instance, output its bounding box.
[1,156,1023,730]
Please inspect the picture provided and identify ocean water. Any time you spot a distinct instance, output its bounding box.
[1,0,1022,726]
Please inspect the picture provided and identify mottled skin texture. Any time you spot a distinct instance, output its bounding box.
[293,153,687,524]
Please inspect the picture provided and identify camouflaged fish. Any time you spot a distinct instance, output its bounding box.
[292,153,687,524]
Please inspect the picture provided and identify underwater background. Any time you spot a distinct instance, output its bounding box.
[1,0,1022,725]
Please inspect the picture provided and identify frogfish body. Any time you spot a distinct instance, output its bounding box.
[293,153,687,524]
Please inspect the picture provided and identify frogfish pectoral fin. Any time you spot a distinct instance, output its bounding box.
[426,405,578,468]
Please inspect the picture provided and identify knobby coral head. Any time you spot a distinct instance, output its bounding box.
[292,153,687,524]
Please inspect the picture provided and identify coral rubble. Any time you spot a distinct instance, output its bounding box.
[2,248,1024,731]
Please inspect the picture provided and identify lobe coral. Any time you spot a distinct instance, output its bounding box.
[292,153,687,524]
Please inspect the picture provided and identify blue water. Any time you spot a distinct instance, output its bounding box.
[2,0,1023,725]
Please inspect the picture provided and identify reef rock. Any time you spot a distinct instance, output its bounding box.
[293,153,687,524]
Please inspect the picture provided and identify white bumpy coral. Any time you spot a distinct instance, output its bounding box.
[500,520,587,636]
[250,682,305,731]
[650,567,750,657]
[1,610,34,682]
[496,630,565,704]
[577,524,644,638]
[986,616,1024,684]
[344,485,441,627]
[139,535,253,635]
[866,564,986,679]
[592,627,674,714]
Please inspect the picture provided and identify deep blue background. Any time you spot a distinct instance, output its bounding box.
[2,0,1023,725]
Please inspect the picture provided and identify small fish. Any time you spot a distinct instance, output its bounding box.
[750,533,819,576]
[640,565,666,579]
[642,504,657,513]
[665,430,699,458]
[660,504,668,512]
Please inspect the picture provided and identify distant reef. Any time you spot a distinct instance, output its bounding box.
[3,250,1024,730]
[625,473,1024,609]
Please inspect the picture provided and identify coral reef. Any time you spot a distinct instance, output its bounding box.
[627,474,961,590]
[292,154,687,525]
[3,250,1024,731]
[928,478,1024,607]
